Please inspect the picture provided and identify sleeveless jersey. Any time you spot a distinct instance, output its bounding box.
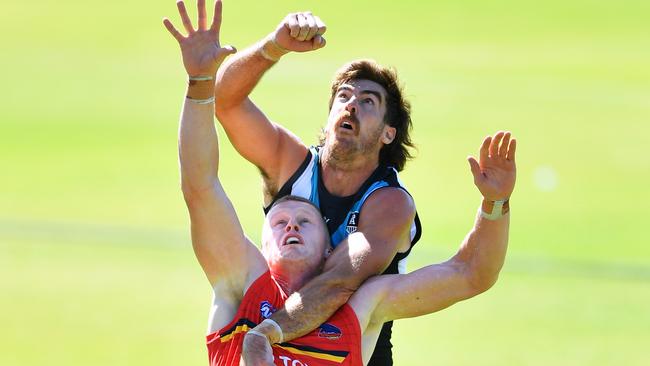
[264,147,422,366]
[207,271,363,366]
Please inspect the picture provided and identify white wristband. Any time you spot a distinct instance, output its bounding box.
[261,318,284,344]
[259,47,278,62]
[188,75,214,81]
[245,330,269,340]
[480,199,508,220]
[259,36,289,62]
[186,96,215,105]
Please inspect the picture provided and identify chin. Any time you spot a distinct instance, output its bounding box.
[327,140,359,159]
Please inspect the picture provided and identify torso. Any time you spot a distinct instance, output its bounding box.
[207,271,364,366]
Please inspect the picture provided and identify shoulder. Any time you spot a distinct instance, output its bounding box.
[360,187,415,223]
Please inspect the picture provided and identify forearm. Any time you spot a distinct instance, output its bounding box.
[179,81,220,193]
[457,199,510,292]
[215,36,287,111]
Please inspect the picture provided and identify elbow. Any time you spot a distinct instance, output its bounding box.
[180,179,214,207]
[214,103,243,126]
[214,103,229,120]
[467,270,501,296]
[181,185,201,207]
[320,272,358,305]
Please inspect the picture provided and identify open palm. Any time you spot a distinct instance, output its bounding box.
[163,0,236,77]
[467,131,517,201]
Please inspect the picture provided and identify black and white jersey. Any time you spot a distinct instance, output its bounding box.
[265,146,421,272]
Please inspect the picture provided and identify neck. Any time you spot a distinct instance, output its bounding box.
[270,265,319,295]
[320,146,379,196]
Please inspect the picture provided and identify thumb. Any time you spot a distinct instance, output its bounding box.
[467,156,482,181]
[214,45,237,63]
[311,35,326,50]
[222,44,237,55]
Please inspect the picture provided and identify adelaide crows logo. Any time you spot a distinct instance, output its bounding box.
[260,301,276,319]
[345,212,359,235]
[318,323,342,340]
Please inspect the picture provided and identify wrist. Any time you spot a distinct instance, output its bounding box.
[480,198,510,220]
[259,35,289,62]
[186,75,215,103]
[251,318,283,344]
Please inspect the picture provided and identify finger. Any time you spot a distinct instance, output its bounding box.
[210,0,223,34]
[197,0,207,31]
[163,18,184,42]
[177,1,195,34]
[506,138,517,162]
[287,14,300,38]
[489,131,505,158]
[297,13,310,41]
[314,16,327,36]
[467,156,483,181]
[479,136,491,164]
[312,34,326,50]
[304,13,318,40]
[498,132,511,158]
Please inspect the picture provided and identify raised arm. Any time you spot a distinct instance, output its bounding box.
[353,132,517,331]
[163,0,266,295]
[214,12,326,201]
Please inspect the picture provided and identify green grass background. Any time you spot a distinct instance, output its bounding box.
[1,0,649,364]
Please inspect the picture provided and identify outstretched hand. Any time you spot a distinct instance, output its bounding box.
[163,0,236,77]
[272,12,327,53]
[467,131,517,201]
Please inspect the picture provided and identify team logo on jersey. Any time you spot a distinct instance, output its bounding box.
[260,301,276,319]
[345,212,359,235]
[318,323,342,340]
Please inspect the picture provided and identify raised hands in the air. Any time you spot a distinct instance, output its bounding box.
[467,131,517,202]
[163,0,236,77]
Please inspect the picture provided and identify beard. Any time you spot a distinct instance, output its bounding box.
[322,124,384,167]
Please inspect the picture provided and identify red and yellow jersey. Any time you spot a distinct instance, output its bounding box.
[206,271,363,366]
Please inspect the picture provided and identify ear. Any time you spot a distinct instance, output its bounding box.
[381,125,396,145]
[324,247,333,258]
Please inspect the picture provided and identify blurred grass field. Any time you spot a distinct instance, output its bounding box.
[1,0,649,364]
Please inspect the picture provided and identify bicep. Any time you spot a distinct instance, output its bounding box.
[323,188,416,289]
[184,180,267,288]
[215,99,307,185]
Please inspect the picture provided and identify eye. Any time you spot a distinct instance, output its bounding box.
[300,218,310,225]
[274,219,287,227]
[362,98,375,105]
[337,92,350,101]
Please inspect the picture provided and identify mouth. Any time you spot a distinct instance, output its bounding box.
[340,120,354,130]
[337,113,359,133]
[282,234,303,246]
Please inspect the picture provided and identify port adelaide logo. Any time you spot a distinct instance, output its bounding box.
[345,212,359,235]
[260,301,276,319]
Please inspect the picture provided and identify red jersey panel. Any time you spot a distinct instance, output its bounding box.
[206,271,363,366]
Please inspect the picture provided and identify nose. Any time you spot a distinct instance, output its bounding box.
[345,98,357,114]
[284,221,300,232]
